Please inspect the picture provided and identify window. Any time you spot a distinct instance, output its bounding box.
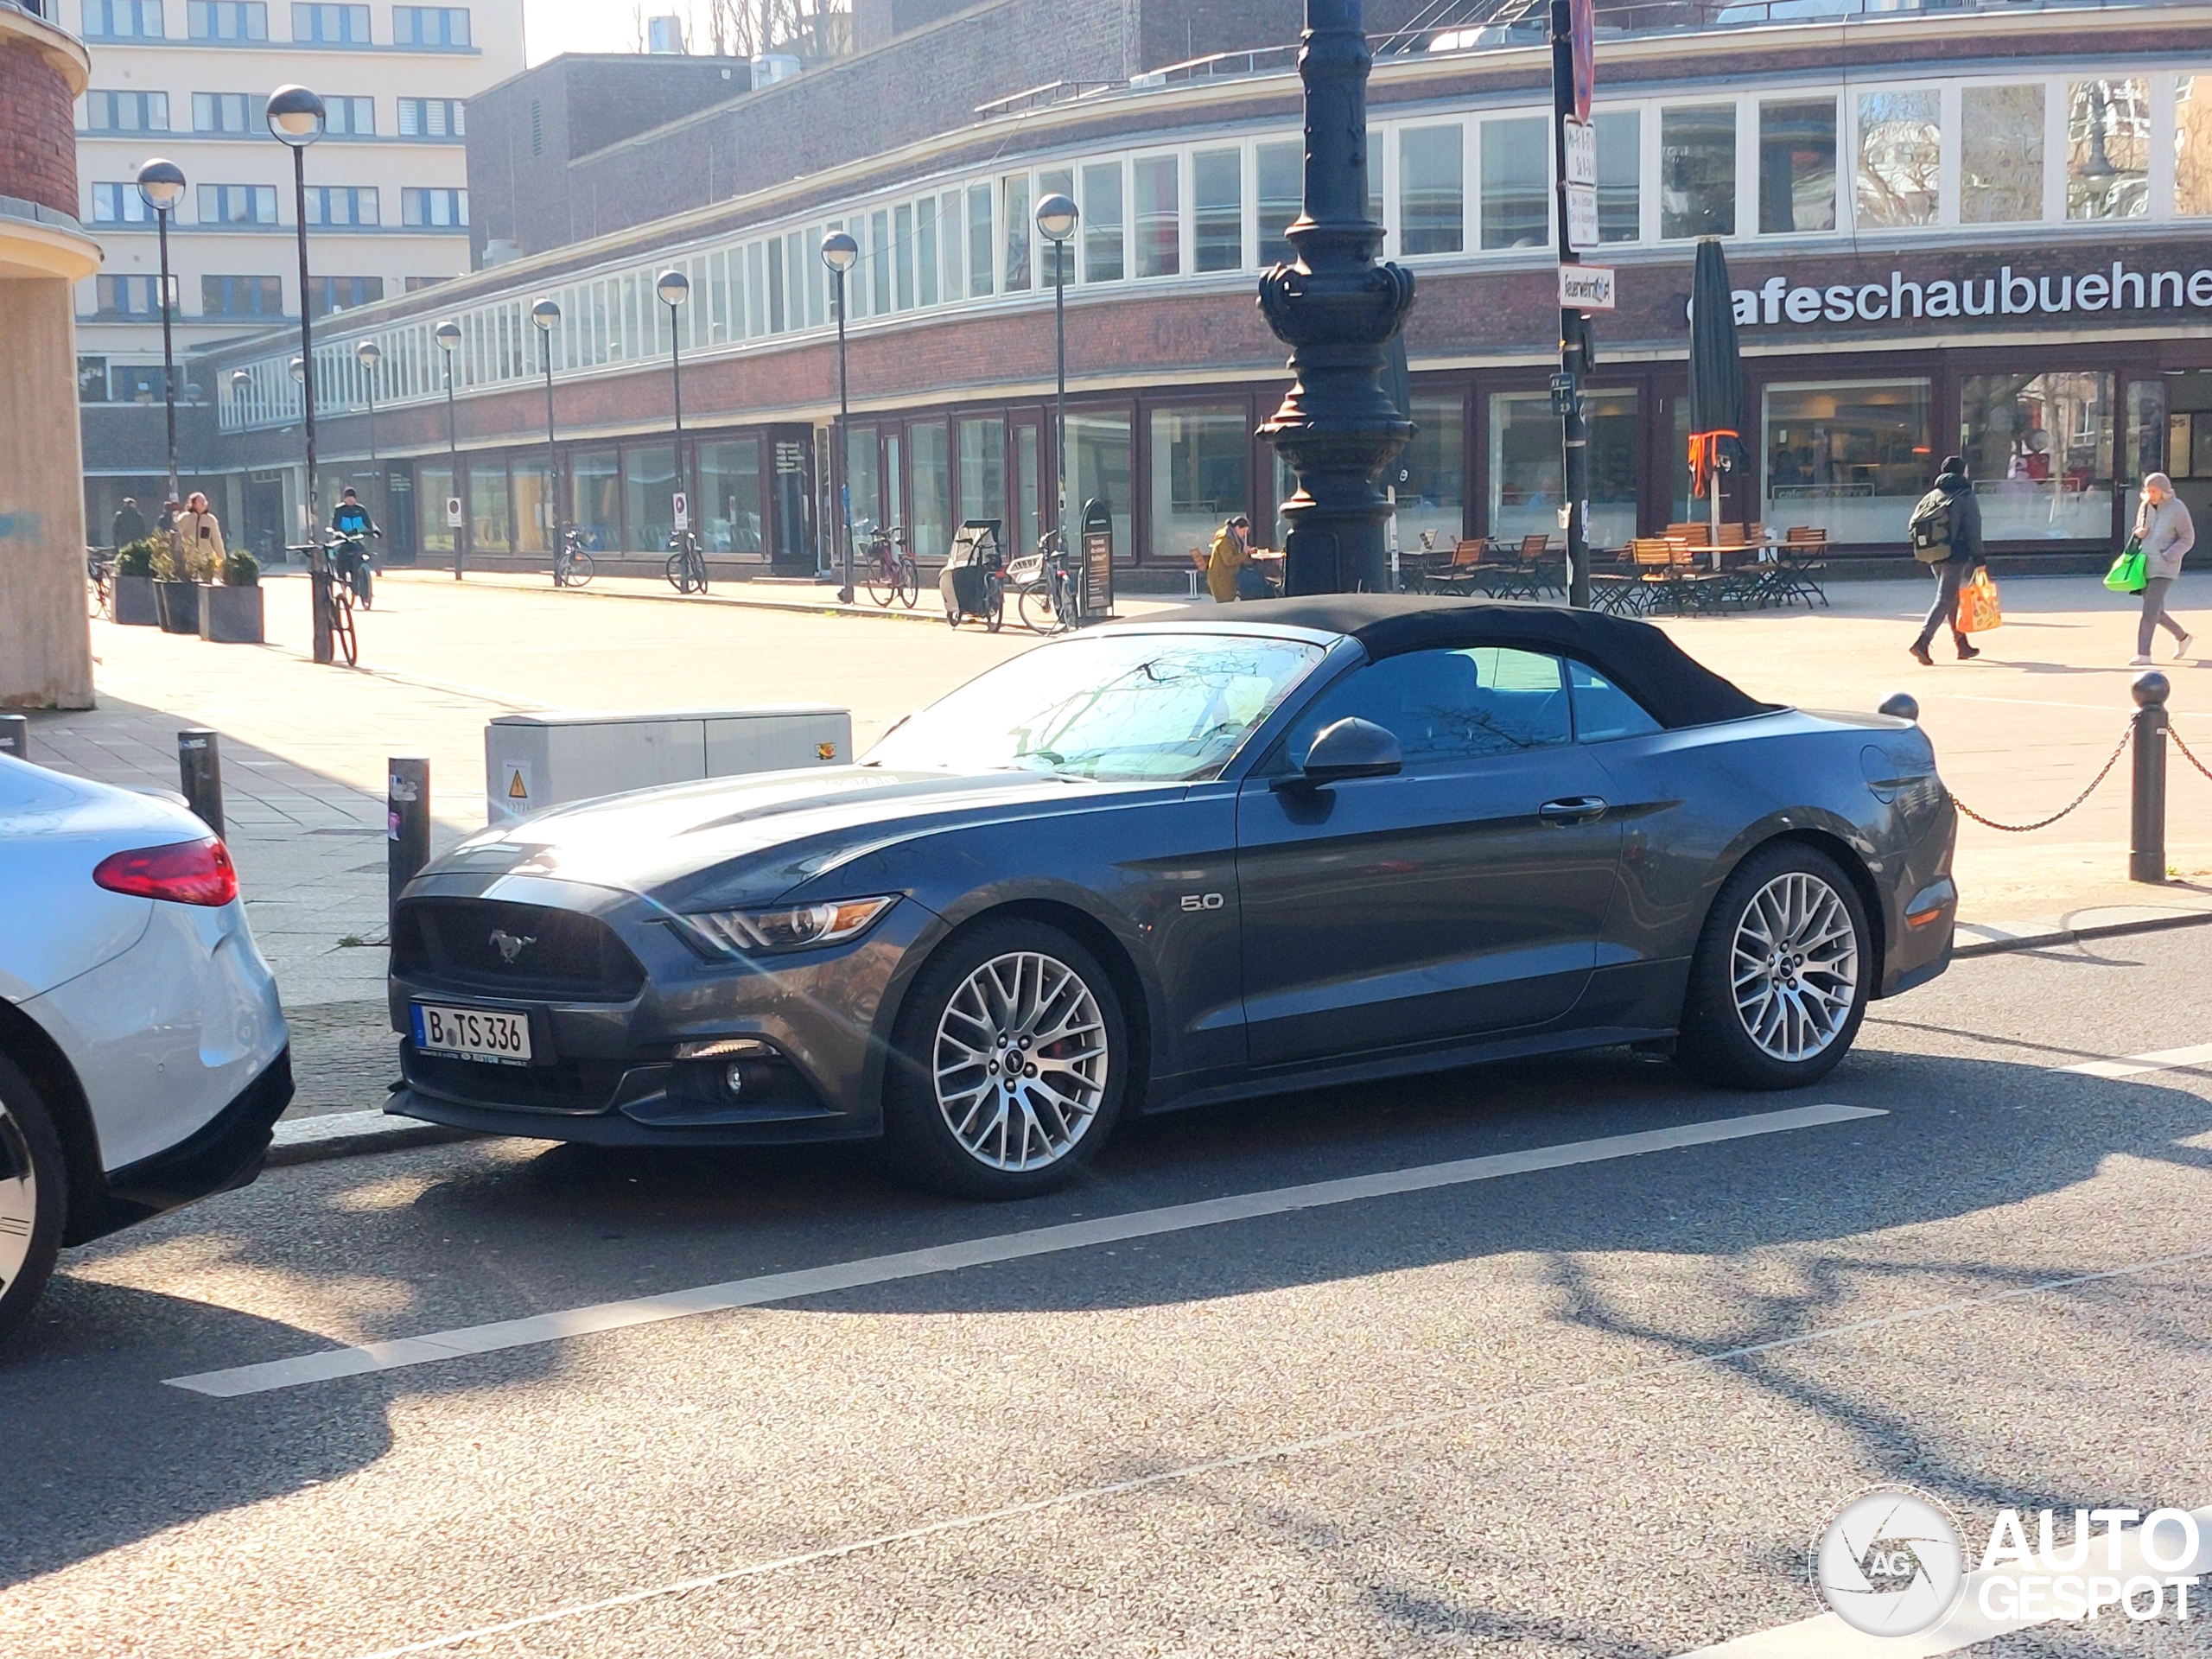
[1962,85,2045,225]
[1595,110,1639,243]
[1082,161,1123,283]
[110,364,172,402]
[469,461,512,553]
[416,461,454,556]
[1491,391,1638,550]
[893,203,915,308]
[966,181,993,297]
[84,91,168,132]
[1855,90,1940,229]
[1662,105,1736,238]
[1132,156,1179,278]
[79,357,111,404]
[304,186,378,226]
[1397,394,1465,552]
[308,275,384,315]
[1193,149,1242,273]
[909,421,951,562]
[199,183,279,225]
[917,196,938,306]
[404,274,448,292]
[1149,406,1249,561]
[202,274,283,316]
[861,216,884,318]
[402,188,467,226]
[1402,125,1467,254]
[1287,648,1573,766]
[1959,372,2114,541]
[938,190,964,301]
[1762,379,1932,545]
[96,276,166,318]
[1758,99,1836,234]
[1257,140,1300,267]
[1567,663,1662,743]
[1071,410,1132,563]
[90,182,152,225]
[1036,168,1072,289]
[620,445,674,551]
[193,92,263,133]
[2067,79,2149,221]
[321,96,375,137]
[394,4,469,46]
[292,2,369,41]
[695,439,760,554]
[844,428,881,536]
[1001,173,1031,292]
[189,1,265,38]
[2180,77,2212,216]
[569,450,620,550]
[957,417,1005,529]
[1478,117,1545,251]
[397,97,465,138]
[84,1,163,38]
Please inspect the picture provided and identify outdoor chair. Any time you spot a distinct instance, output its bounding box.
[1589,545,1646,615]
[1773,526,1831,608]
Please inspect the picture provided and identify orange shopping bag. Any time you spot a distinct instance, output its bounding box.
[1957,569,2002,633]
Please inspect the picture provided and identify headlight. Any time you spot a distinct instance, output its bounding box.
[682,895,898,956]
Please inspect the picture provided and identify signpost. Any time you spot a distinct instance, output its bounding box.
[446,495,462,530]
[1559,264,1616,311]
[1078,497,1115,622]
[1551,0,1599,608]
[673,491,690,533]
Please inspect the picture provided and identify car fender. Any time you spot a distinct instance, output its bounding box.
[1700,806,1892,979]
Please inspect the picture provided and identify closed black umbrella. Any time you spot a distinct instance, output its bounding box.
[1688,236,1743,542]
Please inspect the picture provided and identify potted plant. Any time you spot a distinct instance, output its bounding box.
[112,538,162,626]
[200,550,264,644]
[154,540,200,634]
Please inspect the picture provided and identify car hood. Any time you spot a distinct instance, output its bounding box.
[424,765,1147,906]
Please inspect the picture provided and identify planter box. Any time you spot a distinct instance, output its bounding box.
[198,584,264,644]
[155,582,201,634]
[113,574,160,626]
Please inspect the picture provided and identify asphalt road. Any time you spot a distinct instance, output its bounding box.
[3,928,2210,1657]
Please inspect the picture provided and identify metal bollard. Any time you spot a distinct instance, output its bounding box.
[388,756,430,919]
[2130,671,2170,884]
[178,728,224,836]
[0,715,28,760]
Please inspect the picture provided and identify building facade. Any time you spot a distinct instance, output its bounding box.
[67,0,524,527]
[193,1,2212,585]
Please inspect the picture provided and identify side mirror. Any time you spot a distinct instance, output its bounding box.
[1274,716,1402,791]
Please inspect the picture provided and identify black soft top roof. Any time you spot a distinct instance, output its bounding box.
[1195,594,1774,730]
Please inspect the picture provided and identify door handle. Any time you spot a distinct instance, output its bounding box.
[1538,796,1609,826]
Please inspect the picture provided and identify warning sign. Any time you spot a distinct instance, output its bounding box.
[504,762,531,804]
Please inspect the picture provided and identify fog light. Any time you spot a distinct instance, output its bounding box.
[723,1060,747,1098]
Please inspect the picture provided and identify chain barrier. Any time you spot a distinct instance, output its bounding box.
[1946,722,2136,834]
[2171,722,2212,786]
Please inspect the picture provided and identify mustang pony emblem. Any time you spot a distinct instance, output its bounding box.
[489,929,537,964]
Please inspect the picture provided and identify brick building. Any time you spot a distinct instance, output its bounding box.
[188,0,2212,587]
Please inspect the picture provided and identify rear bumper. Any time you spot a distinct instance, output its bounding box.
[83,1046,295,1241]
[1879,875,1957,999]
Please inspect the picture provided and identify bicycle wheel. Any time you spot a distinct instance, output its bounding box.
[1017,580,1058,634]
[691,548,709,595]
[895,556,919,609]
[984,579,1005,633]
[330,594,358,667]
[866,557,894,607]
[569,551,594,588]
[664,551,691,594]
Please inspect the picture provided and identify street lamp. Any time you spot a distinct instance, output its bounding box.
[657,268,690,548]
[268,82,331,661]
[354,337,383,536]
[435,318,464,577]
[530,297,562,569]
[819,230,858,602]
[135,157,186,511]
[1033,192,1078,571]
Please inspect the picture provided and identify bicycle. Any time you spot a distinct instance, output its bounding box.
[86,547,115,620]
[664,530,709,594]
[1015,531,1078,635]
[330,531,376,609]
[291,533,360,667]
[860,522,918,609]
[554,526,595,588]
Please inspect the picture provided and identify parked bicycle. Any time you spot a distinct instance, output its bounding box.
[859,521,918,609]
[554,526,595,588]
[86,547,116,620]
[1015,530,1077,635]
[289,533,361,666]
[665,530,708,595]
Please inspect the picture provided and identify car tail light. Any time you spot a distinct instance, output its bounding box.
[93,837,239,907]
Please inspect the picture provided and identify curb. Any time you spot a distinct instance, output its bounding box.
[1951,907,2212,959]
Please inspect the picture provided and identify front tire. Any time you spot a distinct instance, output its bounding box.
[881,922,1129,1199]
[1675,842,1871,1090]
[0,1054,67,1345]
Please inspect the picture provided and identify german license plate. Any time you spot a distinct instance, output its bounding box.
[411,1002,532,1065]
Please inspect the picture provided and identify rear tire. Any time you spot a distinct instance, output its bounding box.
[880,921,1129,1199]
[1675,841,1872,1091]
[0,1054,67,1345]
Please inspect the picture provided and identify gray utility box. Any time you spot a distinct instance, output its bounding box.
[486,705,852,823]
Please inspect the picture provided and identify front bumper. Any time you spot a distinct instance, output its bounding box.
[84,1046,295,1241]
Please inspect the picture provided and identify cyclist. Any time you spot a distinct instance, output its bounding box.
[329,488,380,608]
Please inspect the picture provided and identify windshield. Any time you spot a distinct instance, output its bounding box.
[862,632,1328,783]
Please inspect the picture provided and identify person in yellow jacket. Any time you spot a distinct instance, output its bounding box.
[1206,513,1251,603]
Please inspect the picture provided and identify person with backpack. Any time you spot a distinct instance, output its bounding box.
[1906,455,1986,665]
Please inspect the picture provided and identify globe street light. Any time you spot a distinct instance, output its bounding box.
[530,297,563,572]
[354,338,384,536]
[820,230,858,602]
[657,268,691,552]
[1034,192,1078,583]
[435,318,464,577]
[135,157,187,510]
[268,83,331,661]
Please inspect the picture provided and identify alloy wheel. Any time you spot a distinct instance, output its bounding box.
[0,1103,36,1297]
[932,950,1109,1171]
[1730,871,1860,1064]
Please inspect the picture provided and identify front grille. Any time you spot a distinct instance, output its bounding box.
[392,898,646,1002]
[402,1044,632,1115]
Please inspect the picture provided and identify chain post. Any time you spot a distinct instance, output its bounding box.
[2130,671,2170,884]
[178,728,224,836]
[388,756,431,924]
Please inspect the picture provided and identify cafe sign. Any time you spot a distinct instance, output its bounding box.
[1727,262,2212,327]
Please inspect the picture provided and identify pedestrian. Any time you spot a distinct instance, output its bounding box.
[175,491,226,582]
[1206,512,1252,604]
[2128,472,2194,665]
[110,496,147,550]
[1905,455,1986,666]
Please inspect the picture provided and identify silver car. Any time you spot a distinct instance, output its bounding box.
[0,754,292,1340]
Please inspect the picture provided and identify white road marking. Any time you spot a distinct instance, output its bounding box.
[2060,1041,2212,1080]
[171,1103,1881,1399]
[1680,1504,2212,1657]
[340,1243,2212,1659]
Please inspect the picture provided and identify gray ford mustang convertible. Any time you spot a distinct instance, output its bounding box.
[389,595,1955,1198]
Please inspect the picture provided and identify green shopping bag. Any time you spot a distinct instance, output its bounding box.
[2105,537,2146,594]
